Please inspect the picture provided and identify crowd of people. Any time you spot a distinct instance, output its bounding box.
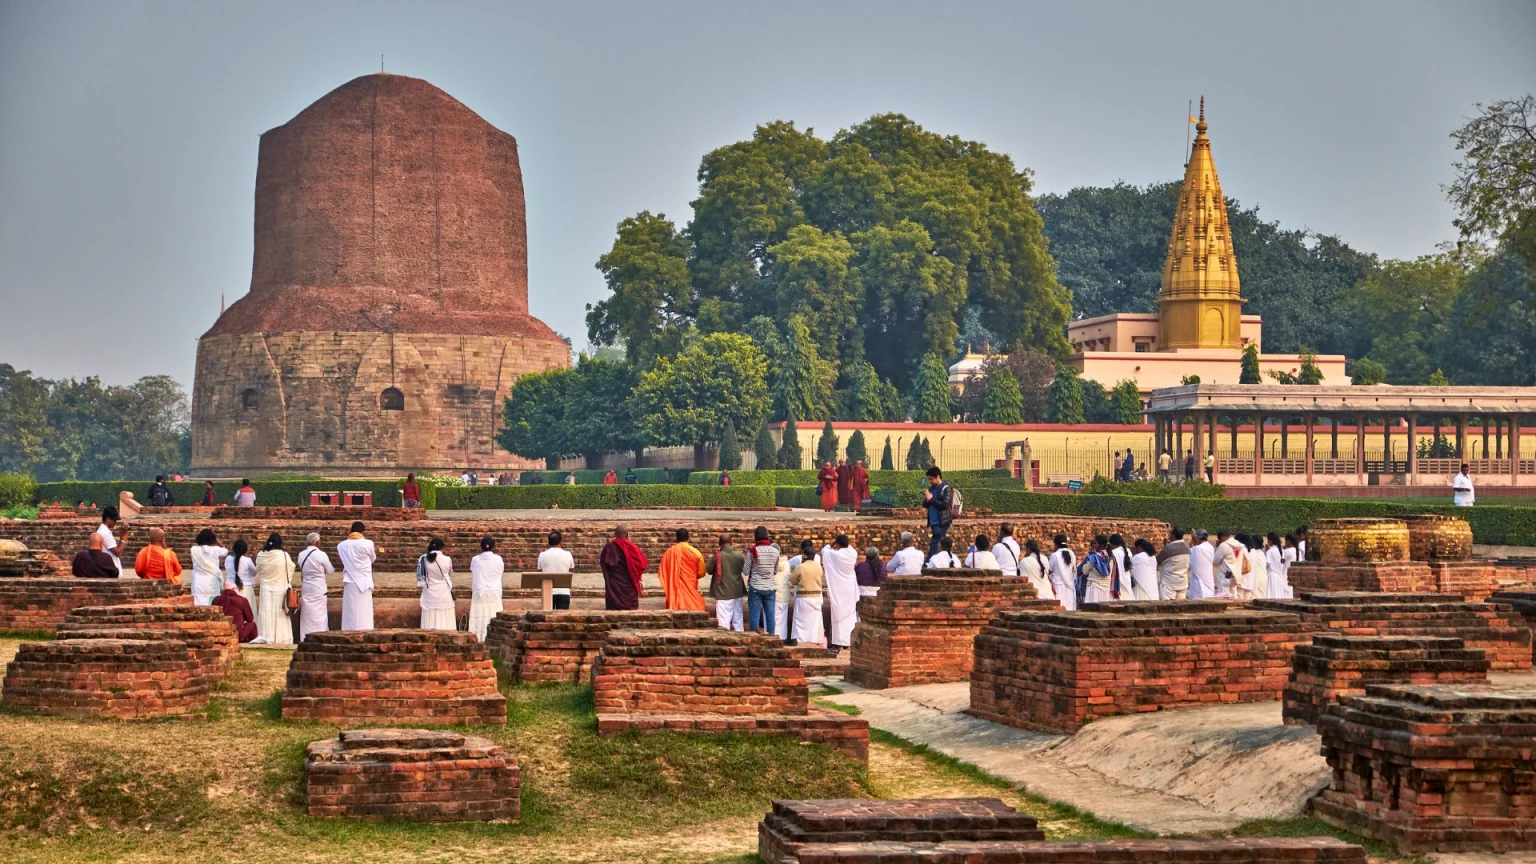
[816,459,871,510]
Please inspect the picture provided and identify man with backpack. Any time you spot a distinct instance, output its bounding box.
[146,475,175,507]
[921,466,960,556]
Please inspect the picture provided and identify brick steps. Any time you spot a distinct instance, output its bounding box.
[0,578,183,633]
[282,630,506,725]
[487,609,714,684]
[766,838,1367,863]
[759,797,1044,864]
[304,728,518,822]
[1282,634,1490,726]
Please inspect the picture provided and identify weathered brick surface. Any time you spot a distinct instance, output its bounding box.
[968,601,1304,733]
[1282,635,1489,726]
[2,636,211,718]
[0,578,183,633]
[58,603,240,676]
[772,838,1367,863]
[488,609,715,683]
[1312,683,1536,853]
[758,798,1043,864]
[1251,592,1533,671]
[282,630,506,725]
[203,506,428,521]
[1489,590,1536,662]
[1403,515,1474,561]
[1288,561,1433,595]
[847,571,1054,690]
[304,728,518,822]
[1308,518,1410,563]
[0,548,68,577]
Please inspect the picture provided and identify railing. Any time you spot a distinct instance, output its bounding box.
[1313,459,1357,475]
[1261,459,1308,475]
[1216,458,1254,474]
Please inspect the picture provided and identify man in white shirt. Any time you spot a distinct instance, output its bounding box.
[337,521,379,631]
[537,530,576,610]
[1295,527,1308,562]
[887,532,925,576]
[95,506,123,574]
[820,535,860,651]
[1453,464,1475,507]
[297,532,335,641]
[991,523,1022,577]
[1188,529,1215,599]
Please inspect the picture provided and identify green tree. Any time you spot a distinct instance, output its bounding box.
[1180,373,1202,385]
[0,364,49,475]
[1350,358,1389,385]
[815,420,840,466]
[718,418,742,471]
[846,430,868,466]
[1429,369,1451,386]
[844,359,903,422]
[1438,248,1536,384]
[499,368,579,468]
[1296,348,1325,385]
[1240,345,1262,384]
[915,436,935,469]
[849,220,963,388]
[1048,366,1085,425]
[586,211,692,363]
[777,414,804,469]
[1350,254,1466,380]
[904,435,923,470]
[1110,380,1143,425]
[564,357,642,467]
[1446,95,1536,274]
[1081,378,1113,423]
[768,225,859,366]
[773,315,837,421]
[880,436,894,470]
[635,333,770,465]
[981,366,1024,424]
[753,421,777,469]
[908,354,953,423]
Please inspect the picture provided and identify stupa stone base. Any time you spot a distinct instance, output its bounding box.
[282,630,505,726]
[0,578,183,633]
[305,729,519,822]
[1282,634,1489,726]
[58,602,239,675]
[2,635,210,718]
[487,609,714,684]
[758,798,1044,864]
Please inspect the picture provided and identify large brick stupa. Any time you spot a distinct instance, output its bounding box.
[192,74,569,476]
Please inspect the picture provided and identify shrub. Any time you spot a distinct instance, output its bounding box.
[0,473,38,509]
[514,468,693,486]
[33,479,427,509]
[1078,477,1226,498]
[433,485,774,509]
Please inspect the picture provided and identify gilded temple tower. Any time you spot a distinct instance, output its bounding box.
[1157,98,1244,350]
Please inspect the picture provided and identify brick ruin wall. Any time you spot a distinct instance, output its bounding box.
[0,578,183,633]
[768,838,1367,863]
[488,609,715,684]
[282,629,506,725]
[1282,634,1490,726]
[1288,561,1508,602]
[305,729,519,823]
[58,602,241,676]
[758,798,1044,864]
[1,635,211,719]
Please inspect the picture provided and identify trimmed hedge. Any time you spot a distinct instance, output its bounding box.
[516,468,694,486]
[434,485,774,510]
[690,468,1016,488]
[1077,477,1226,498]
[33,480,433,509]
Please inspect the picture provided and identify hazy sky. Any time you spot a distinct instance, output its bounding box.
[2,1,1532,388]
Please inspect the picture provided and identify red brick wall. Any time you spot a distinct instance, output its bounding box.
[1282,635,1489,726]
[282,629,505,725]
[489,610,715,684]
[305,729,518,823]
[592,629,808,716]
[771,838,1367,862]
[2,636,211,718]
[0,578,183,633]
[758,798,1044,864]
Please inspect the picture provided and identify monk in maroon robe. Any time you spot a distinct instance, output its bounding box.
[851,459,871,507]
[817,462,839,511]
[835,459,853,507]
[211,582,258,642]
[599,525,649,610]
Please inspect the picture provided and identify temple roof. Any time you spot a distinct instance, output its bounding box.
[1160,98,1242,303]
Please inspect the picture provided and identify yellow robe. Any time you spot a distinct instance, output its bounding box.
[658,542,706,611]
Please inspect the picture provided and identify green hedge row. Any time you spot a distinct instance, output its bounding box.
[0,474,37,509]
[690,468,1016,488]
[434,485,774,510]
[513,468,695,485]
[33,480,434,509]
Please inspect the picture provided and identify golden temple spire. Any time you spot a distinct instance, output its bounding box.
[1157,96,1244,351]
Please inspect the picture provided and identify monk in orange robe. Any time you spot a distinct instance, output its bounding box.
[851,459,871,507]
[132,528,183,584]
[817,462,839,511]
[657,528,706,611]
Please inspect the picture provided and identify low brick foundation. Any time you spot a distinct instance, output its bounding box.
[488,609,715,683]
[1488,590,1536,661]
[1289,561,1507,602]
[766,838,1366,863]
[1282,635,1489,726]
[591,628,869,761]
[846,570,1053,690]
[1250,591,1533,671]
[758,798,1043,864]
[282,630,506,726]
[0,548,68,577]
[57,603,240,676]
[968,601,1304,733]
[1,636,211,718]
[1403,515,1473,561]
[304,729,518,822]
[0,578,183,633]
[1312,683,1536,853]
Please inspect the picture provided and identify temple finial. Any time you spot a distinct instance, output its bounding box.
[1196,96,1208,135]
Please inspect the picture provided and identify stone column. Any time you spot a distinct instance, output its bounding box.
[1281,415,1289,459]
[1512,414,1522,487]
[1384,417,1393,472]
[1356,414,1366,485]
[1305,413,1315,485]
[1254,413,1264,485]
[1407,413,1418,484]
[1208,413,1219,482]
[1457,414,1468,463]
[1175,416,1184,460]
[1192,412,1205,472]
[1330,416,1340,459]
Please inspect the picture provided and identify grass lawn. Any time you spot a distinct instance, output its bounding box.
[0,638,1416,863]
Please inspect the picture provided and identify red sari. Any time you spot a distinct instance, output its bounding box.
[817,465,839,511]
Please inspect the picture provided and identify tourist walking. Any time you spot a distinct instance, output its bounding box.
[821,534,858,652]
[1018,539,1055,601]
[921,466,955,556]
[297,533,333,640]
[887,532,924,576]
[1187,529,1215,598]
[1129,539,1159,600]
[706,534,746,630]
[72,532,119,578]
[992,524,1021,576]
[189,528,227,605]
[817,461,839,511]
[789,541,826,647]
[133,528,182,584]
[744,526,781,634]
[836,459,853,507]
[226,539,258,618]
[417,538,456,630]
[964,534,999,570]
[599,525,647,611]
[855,546,886,601]
[403,473,422,509]
[537,530,574,610]
[1047,534,1077,611]
[1453,463,1475,506]
[468,537,505,640]
[147,475,175,507]
[1157,450,1172,482]
[1155,526,1191,600]
[254,533,295,645]
[658,528,706,612]
[337,522,378,630]
[212,579,258,643]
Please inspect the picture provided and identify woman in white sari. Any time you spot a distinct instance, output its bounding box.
[253,532,296,645]
[467,537,504,640]
[296,533,334,641]
[1237,534,1269,601]
[1017,538,1056,603]
[1129,538,1160,601]
[188,529,227,606]
[226,538,257,618]
[1047,534,1078,611]
[418,538,456,631]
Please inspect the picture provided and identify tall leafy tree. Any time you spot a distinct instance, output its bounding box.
[908,354,954,423]
[815,420,840,466]
[0,364,49,475]
[1296,348,1326,385]
[773,315,837,422]
[1350,254,1466,383]
[565,357,643,467]
[586,212,692,363]
[880,436,894,470]
[500,368,580,468]
[1048,366,1085,425]
[634,333,770,464]
[1350,358,1389,385]
[777,414,803,469]
[1110,380,1143,425]
[767,225,859,366]
[1446,95,1536,276]
[981,366,1023,424]
[843,359,903,421]
[846,430,868,466]
[718,418,742,471]
[1240,345,1262,384]
[753,421,777,469]
[1438,248,1536,384]
[850,220,962,388]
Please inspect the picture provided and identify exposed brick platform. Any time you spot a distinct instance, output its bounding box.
[1308,518,1409,563]
[1425,560,1503,601]
[1282,635,1489,726]
[2,636,211,718]
[0,548,68,577]
[846,571,1053,690]
[758,798,1043,864]
[58,603,240,676]
[968,601,1304,733]
[282,630,506,726]
[592,628,869,761]
[488,609,715,683]
[767,838,1366,863]
[1489,590,1536,661]
[205,506,428,521]
[0,578,183,633]
[1250,591,1533,671]
[1287,561,1433,595]
[1403,514,1473,561]
[1312,683,1536,853]
[304,729,519,822]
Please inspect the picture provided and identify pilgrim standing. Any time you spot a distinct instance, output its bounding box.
[851,459,870,507]
[226,539,258,616]
[1082,536,1116,604]
[964,534,1000,570]
[706,534,746,630]
[772,548,793,641]
[886,532,925,576]
[789,541,826,647]
[537,531,575,610]
[189,529,227,606]
[1047,535,1077,611]
[1267,532,1294,600]
[337,522,378,631]
[1188,529,1215,598]
[468,537,505,640]
[418,538,456,630]
[817,461,839,511]
[296,533,334,641]
[992,524,1021,577]
[1155,526,1192,600]
[599,525,647,611]
[821,534,859,652]
[253,533,295,645]
[1018,539,1056,602]
[835,459,853,507]
[1241,534,1269,600]
[1129,539,1159,601]
[658,528,707,612]
[744,526,781,633]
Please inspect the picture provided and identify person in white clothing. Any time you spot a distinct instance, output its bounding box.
[188,528,228,606]
[417,538,456,630]
[337,522,378,630]
[1107,535,1130,586]
[886,532,925,576]
[1213,530,1243,597]
[1047,534,1078,611]
[991,524,1022,577]
[467,537,505,640]
[96,507,124,574]
[1240,534,1269,600]
[927,536,962,569]
[253,533,296,645]
[789,541,826,648]
[772,549,793,641]
[226,538,258,620]
[820,534,859,651]
[1295,527,1308,562]
[1453,464,1475,506]
[1017,538,1055,602]
[1129,539,1159,600]
[536,530,575,610]
[963,533,1000,570]
[1188,529,1215,599]
[296,533,334,641]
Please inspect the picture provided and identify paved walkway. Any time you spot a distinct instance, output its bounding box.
[425,508,872,522]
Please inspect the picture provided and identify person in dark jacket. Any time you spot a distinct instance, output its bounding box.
[921,466,954,556]
[71,532,120,578]
[146,476,175,507]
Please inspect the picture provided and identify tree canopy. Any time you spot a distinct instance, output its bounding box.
[634,333,770,457]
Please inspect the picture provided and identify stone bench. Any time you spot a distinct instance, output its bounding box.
[0,578,183,633]
[768,838,1367,863]
[58,602,240,676]
[487,609,715,683]
[968,600,1304,733]
[1251,591,1532,671]
[2,636,211,718]
[1282,634,1490,726]
[304,729,519,822]
[1312,683,1536,854]
[846,570,1053,690]
[758,798,1044,864]
[282,630,506,726]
